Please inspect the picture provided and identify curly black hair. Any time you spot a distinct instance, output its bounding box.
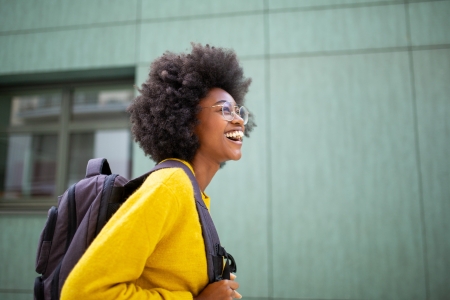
[128,43,254,163]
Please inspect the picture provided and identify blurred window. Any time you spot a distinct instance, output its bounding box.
[67,130,130,187]
[2,133,58,199]
[10,92,61,126]
[72,86,133,121]
[0,83,134,210]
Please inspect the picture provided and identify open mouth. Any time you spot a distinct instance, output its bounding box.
[225,130,244,142]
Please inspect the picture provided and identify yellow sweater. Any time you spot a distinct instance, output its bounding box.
[61,160,209,300]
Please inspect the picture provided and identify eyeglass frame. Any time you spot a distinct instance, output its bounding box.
[201,101,249,125]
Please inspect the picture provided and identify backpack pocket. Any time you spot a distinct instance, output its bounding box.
[36,206,58,274]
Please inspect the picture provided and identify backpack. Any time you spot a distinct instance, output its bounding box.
[34,158,236,300]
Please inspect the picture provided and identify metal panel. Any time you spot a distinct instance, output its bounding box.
[138,14,265,63]
[0,214,47,290]
[0,292,33,300]
[268,0,403,10]
[140,0,263,19]
[413,48,450,300]
[0,24,136,74]
[269,4,408,55]
[269,52,425,299]
[408,1,450,46]
[0,0,138,33]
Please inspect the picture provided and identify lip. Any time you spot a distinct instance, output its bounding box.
[226,137,243,145]
[224,127,244,134]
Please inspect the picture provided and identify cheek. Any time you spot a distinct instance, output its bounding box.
[196,122,225,145]
[195,122,213,143]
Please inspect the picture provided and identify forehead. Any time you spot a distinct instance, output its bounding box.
[200,88,236,106]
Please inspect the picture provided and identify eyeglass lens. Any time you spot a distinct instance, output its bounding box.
[222,102,248,125]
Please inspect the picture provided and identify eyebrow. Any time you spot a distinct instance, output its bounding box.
[213,100,227,105]
[213,100,237,106]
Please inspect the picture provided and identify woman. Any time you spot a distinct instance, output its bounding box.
[61,43,254,300]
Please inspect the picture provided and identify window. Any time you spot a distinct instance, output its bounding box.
[0,81,134,211]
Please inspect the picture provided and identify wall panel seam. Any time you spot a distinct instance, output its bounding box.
[139,10,265,24]
[0,288,33,293]
[265,45,450,60]
[0,20,138,37]
[263,0,273,298]
[267,0,448,14]
[404,2,430,299]
[135,0,142,65]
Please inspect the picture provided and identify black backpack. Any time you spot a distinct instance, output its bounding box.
[34,158,236,300]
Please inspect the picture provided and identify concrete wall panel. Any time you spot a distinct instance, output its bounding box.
[0,24,136,74]
[0,0,138,33]
[269,4,407,55]
[413,48,450,300]
[0,215,47,291]
[268,0,402,10]
[270,52,425,299]
[138,14,264,63]
[140,0,263,19]
[408,1,450,46]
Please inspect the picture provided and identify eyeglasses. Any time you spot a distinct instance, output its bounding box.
[201,101,249,125]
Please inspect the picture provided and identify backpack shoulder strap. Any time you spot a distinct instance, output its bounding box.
[155,160,236,282]
[86,158,112,178]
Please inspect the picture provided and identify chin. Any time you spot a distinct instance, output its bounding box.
[219,152,242,166]
[229,152,242,161]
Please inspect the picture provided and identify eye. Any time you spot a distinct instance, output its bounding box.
[222,103,233,115]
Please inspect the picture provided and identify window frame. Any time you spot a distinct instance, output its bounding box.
[0,78,134,212]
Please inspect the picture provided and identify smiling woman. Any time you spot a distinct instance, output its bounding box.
[61,44,254,300]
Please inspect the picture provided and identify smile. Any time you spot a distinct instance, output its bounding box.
[225,130,244,142]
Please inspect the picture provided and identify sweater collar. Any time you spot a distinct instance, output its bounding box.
[160,158,211,210]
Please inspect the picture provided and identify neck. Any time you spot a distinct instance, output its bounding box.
[190,153,221,192]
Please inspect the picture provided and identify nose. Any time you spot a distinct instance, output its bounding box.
[231,112,245,125]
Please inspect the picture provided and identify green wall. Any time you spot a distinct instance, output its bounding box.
[1,1,449,299]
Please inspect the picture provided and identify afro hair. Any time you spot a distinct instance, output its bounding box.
[128,43,254,163]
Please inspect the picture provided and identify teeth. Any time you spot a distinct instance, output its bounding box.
[225,131,244,139]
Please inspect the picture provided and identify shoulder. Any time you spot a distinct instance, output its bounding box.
[143,167,192,193]
[112,168,193,226]
[133,167,194,211]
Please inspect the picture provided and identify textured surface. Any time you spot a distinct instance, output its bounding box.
[138,14,264,63]
[408,1,450,46]
[0,214,46,293]
[269,4,408,55]
[268,0,403,10]
[0,24,136,74]
[0,293,32,300]
[270,52,425,299]
[413,48,450,300]
[140,0,263,19]
[0,0,138,32]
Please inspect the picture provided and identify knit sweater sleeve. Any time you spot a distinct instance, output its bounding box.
[61,170,198,300]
